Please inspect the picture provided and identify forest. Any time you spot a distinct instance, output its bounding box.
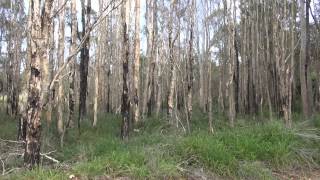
[0,0,320,179]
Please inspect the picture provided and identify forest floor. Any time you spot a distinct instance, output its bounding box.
[0,111,320,180]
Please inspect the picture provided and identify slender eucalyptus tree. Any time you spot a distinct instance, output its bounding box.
[79,0,91,127]
[121,0,130,140]
[132,0,141,123]
[57,0,66,142]
[24,0,54,168]
[68,0,77,128]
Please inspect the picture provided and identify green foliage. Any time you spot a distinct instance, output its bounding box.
[176,122,299,176]
[0,112,16,139]
[8,168,66,180]
[313,114,320,128]
[1,111,319,179]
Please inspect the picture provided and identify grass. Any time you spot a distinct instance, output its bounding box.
[176,122,299,176]
[0,112,17,139]
[1,110,319,179]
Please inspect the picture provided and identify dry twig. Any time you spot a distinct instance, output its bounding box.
[40,153,60,164]
[0,139,24,144]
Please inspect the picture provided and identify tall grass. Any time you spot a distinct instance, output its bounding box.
[1,111,319,179]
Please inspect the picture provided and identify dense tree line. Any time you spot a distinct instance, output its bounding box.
[0,0,319,168]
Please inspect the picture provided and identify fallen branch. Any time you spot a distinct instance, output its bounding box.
[0,139,24,144]
[40,153,60,164]
[3,168,20,175]
[176,165,188,173]
[42,150,57,155]
[295,133,320,140]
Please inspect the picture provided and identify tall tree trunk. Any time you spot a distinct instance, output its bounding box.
[155,47,162,115]
[18,0,31,141]
[208,59,213,133]
[24,0,53,169]
[6,2,16,116]
[148,0,158,116]
[93,0,105,127]
[226,0,236,127]
[299,0,311,118]
[46,17,55,128]
[106,63,111,113]
[288,0,296,127]
[305,0,313,115]
[199,59,205,111]
[186,0,195,132]
[78,0,91,134]
[234,29,239,114]
[240,3,247,114]
[93,49,100,127]
[206,29,213,133]
[219,2,227,114]
[40,0,54,130]
[12,8,21,117]
[167,0,176,121]
[132,0,141,123]
[142,0,153,116]
[57,0,65,144]
[79,0,91,128]
[68,0,77,128]
[121,0,130,140]
[279,0,291,128]
[7,37,13,116]
[263,1,273,120]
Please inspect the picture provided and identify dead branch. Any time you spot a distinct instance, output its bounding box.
[295,133,320,140]
[3,168,20,175]
[0,139,24,144]
[42,150,57,155]
[51,0,69,19]
[40,153,60,164]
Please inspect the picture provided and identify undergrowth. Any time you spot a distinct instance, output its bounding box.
[1,110,319,179]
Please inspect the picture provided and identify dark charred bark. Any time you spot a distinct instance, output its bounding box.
[17,114,26,141]
[121,1,130,140]
[234,30,239,114]
[78,0,91,131]
[106,67,111,113]
[24,0,53,169]
[24,65,42,169]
